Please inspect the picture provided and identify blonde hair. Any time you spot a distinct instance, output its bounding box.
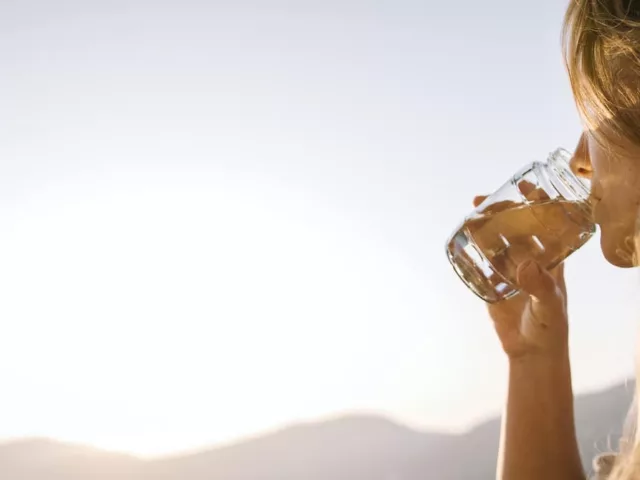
[563,0,640,148]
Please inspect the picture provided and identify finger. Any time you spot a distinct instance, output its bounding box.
[476,199,517,214]
[473,195,488,208]
[518,180,537,197]
[517,180,551,203]
[516,260,566,321]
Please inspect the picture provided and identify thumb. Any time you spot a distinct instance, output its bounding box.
[516,260,565,309]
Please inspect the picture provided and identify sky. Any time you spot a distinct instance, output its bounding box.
[0,0,639,457]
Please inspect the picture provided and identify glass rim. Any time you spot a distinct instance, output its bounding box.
[549,147,591,201]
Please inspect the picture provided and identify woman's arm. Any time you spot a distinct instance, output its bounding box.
[497,353,584,480]
[469,196,585,480]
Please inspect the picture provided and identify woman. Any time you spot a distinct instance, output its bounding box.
[483,1,640,479]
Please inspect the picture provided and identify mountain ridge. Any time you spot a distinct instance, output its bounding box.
[0,380,634,479]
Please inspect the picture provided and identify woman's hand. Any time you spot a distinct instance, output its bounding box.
[472,196,584,479]
[473,196,569,360]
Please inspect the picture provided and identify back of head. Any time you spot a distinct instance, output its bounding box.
[564,0,640,147]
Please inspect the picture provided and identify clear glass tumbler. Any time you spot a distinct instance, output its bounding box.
[445,148,595,303]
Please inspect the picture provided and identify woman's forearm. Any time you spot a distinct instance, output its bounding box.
[497,352,585,480]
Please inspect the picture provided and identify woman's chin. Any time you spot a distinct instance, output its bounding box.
[601,238,637,268]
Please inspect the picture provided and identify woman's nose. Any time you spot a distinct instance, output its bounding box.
[570,133,593,179]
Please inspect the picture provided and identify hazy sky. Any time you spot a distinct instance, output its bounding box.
[1,0,639,457]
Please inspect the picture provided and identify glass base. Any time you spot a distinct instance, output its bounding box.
[446,227,518,304]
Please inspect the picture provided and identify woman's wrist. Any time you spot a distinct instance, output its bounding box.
[508,348,573,404]
[508,347,570,371]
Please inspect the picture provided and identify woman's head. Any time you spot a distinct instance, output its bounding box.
[564,0,640,267]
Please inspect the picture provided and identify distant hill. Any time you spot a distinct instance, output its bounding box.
[0,438,143,480]
[0,382,634,479]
